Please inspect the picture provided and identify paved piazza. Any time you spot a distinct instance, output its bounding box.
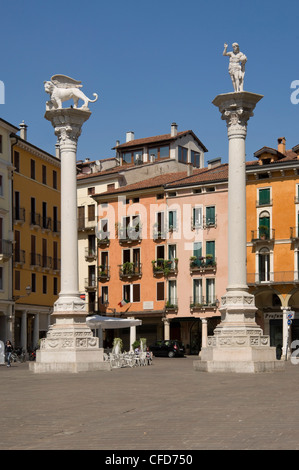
[1,356,298,451]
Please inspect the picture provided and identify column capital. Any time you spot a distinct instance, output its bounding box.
[213,91,263,139]
[45,108,91,146]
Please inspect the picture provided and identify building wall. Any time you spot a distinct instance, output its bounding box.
[13,140,61,349]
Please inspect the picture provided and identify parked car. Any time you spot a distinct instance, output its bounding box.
[149,340,185,358]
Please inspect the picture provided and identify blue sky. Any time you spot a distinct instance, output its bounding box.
[1,0,299,164]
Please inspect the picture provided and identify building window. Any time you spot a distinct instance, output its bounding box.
[101,286,109,304]
[123,285,131,303]
[53,170,57,189]
[15,270,20,291]
[206,279,215,304]
[132,284,140,302]
[0,135,2,153]
[258,188,271,205]
[30,159,36,179]
[42,275,47,294]
[157,282,164,301]
[168,280,177,305]
[193,279,202,304]
[14,151,20,172]
[0,174,3,196]
[107,183,115,191]
[148,145,169,161]
[168,210,177,231]
[258,211,270,239]
[191,150,201,167]
[258,248,270,282]
[53,277,58,295]
[206,240,215,263]
[122,152,133,164]
[42,165,47,185]
[31,273,36,293]
[178,146,188,163]
[88,204,95,221]
[192,207,202,228]
[205,206,216,226]
[0,267,3,290]
[88,186,95,195]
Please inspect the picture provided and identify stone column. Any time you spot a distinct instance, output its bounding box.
[21,310,27,351]
[31,102,108,373]
[130,319,136,351]
[194,92,283,373]
[282,307,290,359]
[163,318,170,340]
[201,318,208,349]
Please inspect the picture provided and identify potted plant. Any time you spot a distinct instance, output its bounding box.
[259,225,269,239]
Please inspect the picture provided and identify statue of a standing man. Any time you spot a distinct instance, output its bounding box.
[223,43,247,92]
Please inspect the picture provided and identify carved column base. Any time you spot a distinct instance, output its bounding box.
[194,292,284,373]
[29,311,111,373]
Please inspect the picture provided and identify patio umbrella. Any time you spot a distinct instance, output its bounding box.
[86,315,142,329]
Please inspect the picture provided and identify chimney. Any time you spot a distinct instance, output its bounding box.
[55,142,60,159]
[116,140,120,147]
[187,163,193,176]
[126,131,134,142]
[208,157,222,169]
[19,120,27,140]
[277,137,286,154]
[171,122,178,137]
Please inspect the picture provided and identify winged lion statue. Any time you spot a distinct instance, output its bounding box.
[44,75,98,110]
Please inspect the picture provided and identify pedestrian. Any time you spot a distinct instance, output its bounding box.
[5,340,13,367]
[146,347,153,365]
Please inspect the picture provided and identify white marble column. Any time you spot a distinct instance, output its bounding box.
[194,92,282,373]
[282,307,290,359]
[31,89,108,372]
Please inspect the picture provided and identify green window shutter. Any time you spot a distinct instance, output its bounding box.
[193,242,202,258]
[206,206,215,224]
[206,241,215,258]
[259,188,270,205]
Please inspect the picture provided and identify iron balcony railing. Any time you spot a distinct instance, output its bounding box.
[14,207,26,223]
[0,239,13,258]
[52,258,61,271]
[30,212,41,228]
[14,249,25,264]
[85,247,97,259]
[84,277,97,289]
[247,271,299,285]
[98,266,110,279]
[290,227,299,240]
[190,296,217,309]
[118,225,142,242]
[152,259,178,275]
[165,298,178,310]
[251,228,275,242]
[78,217,96,231]
[190,256,217,271]
[119,262,142,278]
[41,256,52,269]
[30,253,41,267]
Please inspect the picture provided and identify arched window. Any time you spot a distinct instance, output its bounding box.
[258,211,270,239]
[259,247,270,282]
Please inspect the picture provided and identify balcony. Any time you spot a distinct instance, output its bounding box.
[14,249,25,265]
[30,212,42,229]
[153,225,166,240]
[85,247,97,260]
[256,198,273,208]
[52,258,61,272]
[78,217,96,232]
[152,259,178,276]
[118,225,142,244]
[251,228,275,243]
[203,215,217,229]
[290,227,299,241]
[53,220,61,235]
[189,256,217,273]
[98,265,110,280]
[0,239,13,261]
[13,207,26,225]
[190,296,217,311]
[165,299,178,312]
[30,253,41,268]
[41,256,52,270]
[97,230,110,247]
[85,277,97,290]
[119,262,142,279]
[41,216,52,232]
[247,271,299,286]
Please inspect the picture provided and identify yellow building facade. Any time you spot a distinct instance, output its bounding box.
[12,123,61,351]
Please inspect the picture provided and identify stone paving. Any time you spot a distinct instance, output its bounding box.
[0,356,298,451]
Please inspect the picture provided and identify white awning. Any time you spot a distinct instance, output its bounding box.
[86,315,142,329]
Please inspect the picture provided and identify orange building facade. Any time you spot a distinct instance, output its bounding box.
[246,137,299,357]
